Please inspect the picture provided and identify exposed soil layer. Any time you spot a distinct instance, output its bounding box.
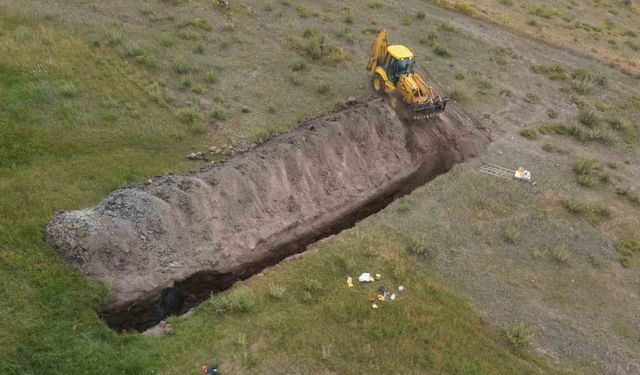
[45,99,488,331]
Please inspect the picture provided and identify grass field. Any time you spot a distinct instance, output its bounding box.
[1,0,639,374]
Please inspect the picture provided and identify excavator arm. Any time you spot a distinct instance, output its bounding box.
[367,30,388,74]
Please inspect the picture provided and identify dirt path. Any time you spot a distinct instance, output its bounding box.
[45,99,487,330]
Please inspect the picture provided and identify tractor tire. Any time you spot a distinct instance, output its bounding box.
[371,74,385,95]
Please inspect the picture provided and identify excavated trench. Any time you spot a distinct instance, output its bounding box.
[45,99,489,331]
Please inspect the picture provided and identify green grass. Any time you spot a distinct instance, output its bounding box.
[0,10,209,374]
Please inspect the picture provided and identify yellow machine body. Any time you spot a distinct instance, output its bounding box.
[367,30,448,118]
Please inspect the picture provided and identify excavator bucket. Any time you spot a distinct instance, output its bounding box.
[413,96,450,119]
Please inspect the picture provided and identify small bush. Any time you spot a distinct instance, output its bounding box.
[454,72,465,80]
[538,123,568,135]
[343,9,354,24]
[205,71,218,84]
[614,238,640,257]
[551,245,570,263]
[210,289,256,314]
[433,44,452,58]
[453,2,473,15]
[289,73,303,86]
[551,245,571,264]
[177,107,201,124]
[295,4,309,18]
[317,84,331,95]
[574,157,603,176]
[406,235,430,255]
[530,64,565,80]
[503,226,520,244]
[504,321,533,347]
[615,238,640,268]
[542,143,556,152]
[368,1,383,9]
[572,77,593,95]
[212,105,226,121]
[589,254,603,268]
[578,110,599,128]
[268,283,286,300]
[289,59,306,71]
[520,128,539,140]
[416,11,426,20]
[450,86,466,101]
[173,59,196,74]
[192,43,205,54]
[562,198,611,223]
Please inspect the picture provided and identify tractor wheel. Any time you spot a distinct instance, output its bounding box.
[372,74,385,94]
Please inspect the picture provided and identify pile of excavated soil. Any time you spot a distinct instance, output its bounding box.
[45,99,488,330]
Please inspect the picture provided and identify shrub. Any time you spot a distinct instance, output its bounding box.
[563,198,586,214]
[614,238,640,257]
[562,198,611,223]
[542,143,556,152]
[295,4,309,18]
[209,289,256,314]
[538,123,568,135]
[343,9,354,24]
[530,64,565,80]
[589,254,603,268]
[519,128,538,140]
[614,238,640,268]
[406,235,430,255]
[205,71,218,84]
[504,321,533,347]
[289,59,306,71]
[571,68,591,80]
[454,72,465,80]
[268,283,286,300]
[454,2,473,15]
[416,11,426,20]
[177,107,201,125]
[551,245,570,263]
[173,59,196,74]
[301,31,345,63]
[368,1,383,9]
[572,77,593,94]
[192,43,205,54]
[317,84,331,95]
[450,86,466,101]
[402,17,412,26]
[289,73,303,86]
[578,109,599,128]
[574,157,603,176]
[433,44,452,58]
[212,105,226,121]
[503,226,520,244]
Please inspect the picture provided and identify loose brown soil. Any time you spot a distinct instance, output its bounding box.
[44,99,488,330]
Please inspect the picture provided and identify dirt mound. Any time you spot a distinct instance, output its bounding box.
[45,99,488,330]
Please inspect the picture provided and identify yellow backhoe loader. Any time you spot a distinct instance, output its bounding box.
[367,30,449,119]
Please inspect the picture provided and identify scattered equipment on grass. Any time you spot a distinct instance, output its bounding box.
[479,162,537,185]
[367,29,449,119]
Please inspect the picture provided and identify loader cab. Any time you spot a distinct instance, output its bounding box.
[384,45,415,85]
